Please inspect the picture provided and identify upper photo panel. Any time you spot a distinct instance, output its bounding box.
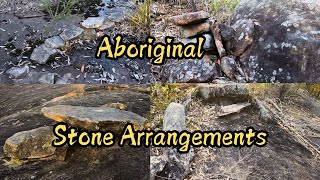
[0,0,319,84]
[150,0,320,83]
[0,0,151,84]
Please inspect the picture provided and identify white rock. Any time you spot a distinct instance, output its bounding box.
[81,17,106,29]
[6,66,29,79]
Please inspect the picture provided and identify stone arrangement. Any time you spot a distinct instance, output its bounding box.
[160,11,250,83]
[3,104,146,162]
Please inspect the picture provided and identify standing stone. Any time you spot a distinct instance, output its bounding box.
[154,102,195,180]
[60,25,84,41]
[81,17,106,29]
[4,127,57,160]
[170,11,210,26]
[6,66,29,79]
[163,103,185,131]
[45,36,65,49]
[41,105,147,131]
[179,21,211,38]
[30,45,58,64]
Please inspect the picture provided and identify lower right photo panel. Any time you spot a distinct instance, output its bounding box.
[149,83,320,180]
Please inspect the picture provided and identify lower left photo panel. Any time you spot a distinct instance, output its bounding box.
[0,85,150,180]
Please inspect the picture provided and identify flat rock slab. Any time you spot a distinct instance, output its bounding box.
[179,21,211,38]
[81,17,106,29]
[6,66,29,79]
[218,102,251,117]
[170,11,210,26]
[198,84,250,102]
[30,45,58,64]
[4,127,57,160]
[45,36,65,49]
[60,25,84,41]
[41,105,147,131]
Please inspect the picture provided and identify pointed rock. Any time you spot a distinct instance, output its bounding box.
[41,105,147,131]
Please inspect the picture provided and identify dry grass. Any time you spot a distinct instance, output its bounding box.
[130,0,151,37]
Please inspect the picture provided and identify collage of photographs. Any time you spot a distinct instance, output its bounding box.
[0,0,319,179]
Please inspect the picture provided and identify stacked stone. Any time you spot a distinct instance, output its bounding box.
[163,11,253,83]
[3,104,146,162]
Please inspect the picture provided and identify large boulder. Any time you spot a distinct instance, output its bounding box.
[231,0,320,82]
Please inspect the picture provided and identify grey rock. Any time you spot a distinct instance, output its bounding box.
[154,102,195,180]
[220,56,237,79]
[179,34,217,52]
[218,102,251,117]
[56,73,73,84]
[232,0,320,82]
[6,66,29,79]
[60,25,84,41]
[163,102,185,131]
[45,36,65,49]
[231,19,254,57]
[81,17,106,29]
[150,155,168,180]
[38,73,56,84]
[41,105,147,132]
[198,84,250,102]
[30,44,58,64]
[162,59,216,83]
[4,127,57,160]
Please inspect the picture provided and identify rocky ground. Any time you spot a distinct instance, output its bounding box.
[0,85,150,179]
[0,0,151,84]
[150,84,320,179]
